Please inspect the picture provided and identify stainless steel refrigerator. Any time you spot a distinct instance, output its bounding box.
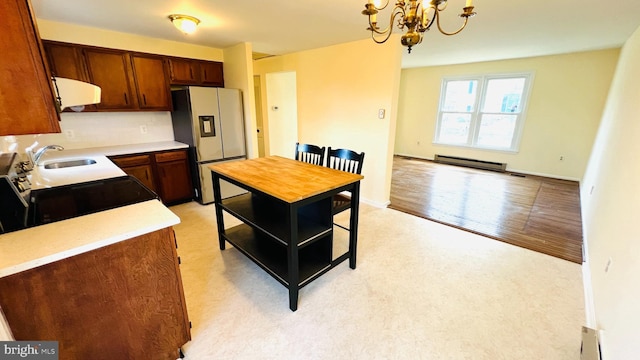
[171,86,247,204]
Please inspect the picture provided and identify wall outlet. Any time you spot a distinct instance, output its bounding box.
[560,156,564,161]
[378,109,385,119]
[139,125,148,134]
[65,130,75,139]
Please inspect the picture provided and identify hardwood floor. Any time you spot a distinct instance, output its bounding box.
[389,156,583,263]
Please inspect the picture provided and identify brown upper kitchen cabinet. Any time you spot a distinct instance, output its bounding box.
[130,55,172,111]
[199,61,224,86]
[167,58,199,84]
[167,57,224,87]
[42,41,89,82]
[42,41,99,112]
[83,48,138,111]
[0,0,60,136]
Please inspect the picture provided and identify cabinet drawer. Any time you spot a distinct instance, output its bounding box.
[155,150,187,163]
[110,154,151,167]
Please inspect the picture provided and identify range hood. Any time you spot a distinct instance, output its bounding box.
[52,77,101,111]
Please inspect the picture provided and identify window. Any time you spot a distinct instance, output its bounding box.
[434,73,533,152]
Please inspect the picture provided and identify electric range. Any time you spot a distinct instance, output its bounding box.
[0,152,158,234]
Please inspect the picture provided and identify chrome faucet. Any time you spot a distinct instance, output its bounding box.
[32,145,64,165]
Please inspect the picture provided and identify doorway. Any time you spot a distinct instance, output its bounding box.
[265,71,298,158]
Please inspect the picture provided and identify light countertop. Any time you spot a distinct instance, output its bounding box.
[51,141,189,158]
[32,154,126,189]
[30,141,188,189]
[1,141,189,278]
[0,200,180,278]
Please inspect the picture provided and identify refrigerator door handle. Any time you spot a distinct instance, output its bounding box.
[199,116,216,137]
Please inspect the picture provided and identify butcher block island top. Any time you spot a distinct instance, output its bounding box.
[208,156,364,203]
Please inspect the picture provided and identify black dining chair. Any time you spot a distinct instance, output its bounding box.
[295,142,326,166]
[326,147,365,221]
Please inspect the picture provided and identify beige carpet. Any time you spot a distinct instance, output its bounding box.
[170,201,584,360]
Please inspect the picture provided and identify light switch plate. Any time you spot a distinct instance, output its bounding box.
[378,109,385,119]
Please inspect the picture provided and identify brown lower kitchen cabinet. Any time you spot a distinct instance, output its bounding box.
[155,150,194,204]
[109,153,157,192]
[0,227,191,360]
[110,149,193,204]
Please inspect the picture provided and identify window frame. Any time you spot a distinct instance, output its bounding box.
[433,72,535,153]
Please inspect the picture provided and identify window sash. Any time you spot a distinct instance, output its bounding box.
[434,73,533,152]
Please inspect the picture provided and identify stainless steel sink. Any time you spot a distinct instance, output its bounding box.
[44,159,97,169]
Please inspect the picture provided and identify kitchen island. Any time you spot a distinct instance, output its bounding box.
[209,156,364,311]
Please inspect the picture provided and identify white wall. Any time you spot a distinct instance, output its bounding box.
[396,49,619,180]
[254,37,403,207]
[222,42,258,159]
[580,25,640,359]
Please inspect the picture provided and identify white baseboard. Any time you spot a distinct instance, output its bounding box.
[360,198,390,208]
[506,168,581,182]
[582,238,597,328]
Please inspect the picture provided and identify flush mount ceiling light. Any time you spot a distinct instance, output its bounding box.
[168,14,201,34]
[362,0,476,54]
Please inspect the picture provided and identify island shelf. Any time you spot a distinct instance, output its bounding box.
[209,156,363,311]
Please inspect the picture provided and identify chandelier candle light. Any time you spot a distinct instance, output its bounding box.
[363,0,476,53]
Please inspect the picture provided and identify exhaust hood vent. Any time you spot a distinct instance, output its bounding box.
[52,77,101,112]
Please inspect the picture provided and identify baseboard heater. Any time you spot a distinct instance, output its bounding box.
[434,154,507,172]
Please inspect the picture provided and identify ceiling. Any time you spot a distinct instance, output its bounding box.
[31,0,640,68]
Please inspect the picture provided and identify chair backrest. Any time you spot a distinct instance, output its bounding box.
[326,147,365,174]
[295,142,326,166]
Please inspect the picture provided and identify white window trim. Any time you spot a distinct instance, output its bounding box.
[433,72,535,153]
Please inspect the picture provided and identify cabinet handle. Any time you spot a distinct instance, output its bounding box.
[143,94,147,105]
[189,68,193,79]
[204,69,207,79]
[124,93,128,104]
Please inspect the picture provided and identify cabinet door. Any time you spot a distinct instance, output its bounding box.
[123,164,157,192]
[168,58,199,84]
[0,0,60,136]
[131,55,171,110]
[42,41,89,81]
[84,48,137,110]
[200,61,224,87]
[0,227,191,359]
[42,41,98,112]
[155,151,193,204]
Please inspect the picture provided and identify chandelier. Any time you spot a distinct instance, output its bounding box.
[362,0,476,53]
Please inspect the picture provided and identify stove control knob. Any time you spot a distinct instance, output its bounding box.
[17,161,33,173]
[13,177,29,192]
